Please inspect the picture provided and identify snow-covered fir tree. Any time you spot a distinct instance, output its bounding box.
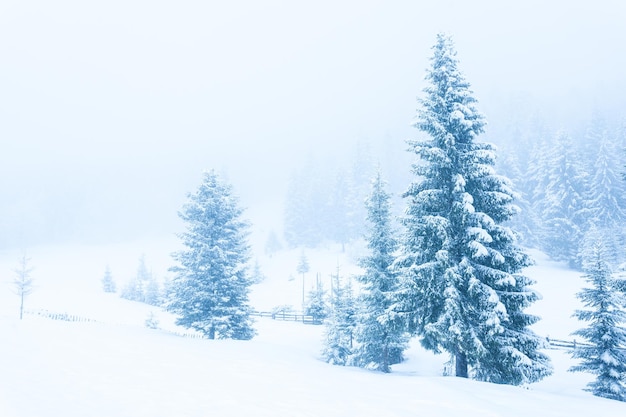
[296,250,310,310]
[497,150,538,248]
[588,130,626,226]
[352,171,408,373]
[250,259,267,284]
[296,250,310,278]
[167,170,255,340]
[582,132,626,267]
[282,151,372,249]
[527,135,553,236]
[101,265,116,293]
[143,276,161,306]
[283,168,312,248]
[328,170,355,251]
[395,33,551,384]
[304,275,329,322]
[121,255,160,305]
[283,160,328,248]
[322,269,356,366]
[144,311,160,329]
[541,131,589,268]
[346,139,376,242]
[570,244,626,402]
[120,274,141,302]
[581,111,610,174]
[264,230,283,257]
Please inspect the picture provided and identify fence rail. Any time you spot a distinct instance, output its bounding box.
[251,311,323,325]
[545,337,626,352]
[25,309,207,339]
[22,309,624,349]
[546,337,588,349]
[25,309,96,323]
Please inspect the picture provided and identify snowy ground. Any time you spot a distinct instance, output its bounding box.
[0,241,624,416]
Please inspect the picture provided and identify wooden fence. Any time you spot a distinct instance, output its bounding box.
[251,311,323,325]
[546,337,625,353]
[160,329,206,339]
[25,309,206,339]
[545,337,590,349]
[25,309,96,323]
[22,309,624,350]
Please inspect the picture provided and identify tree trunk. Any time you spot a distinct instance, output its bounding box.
[382,345,390,373]
[19,293,24,320]
[455,351,468,378]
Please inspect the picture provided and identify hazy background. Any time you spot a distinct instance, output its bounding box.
[1,0,625,250]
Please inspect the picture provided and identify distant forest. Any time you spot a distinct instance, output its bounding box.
[282,108,626,271]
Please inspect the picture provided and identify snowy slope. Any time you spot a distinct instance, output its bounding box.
[0,242,624,417]
[525,249,587,341]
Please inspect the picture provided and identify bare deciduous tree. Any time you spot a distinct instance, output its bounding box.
[13,255,34,320]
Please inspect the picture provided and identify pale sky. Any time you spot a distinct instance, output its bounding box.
[1,0,625,247]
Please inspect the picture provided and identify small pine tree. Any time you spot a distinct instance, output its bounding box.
[283,164,326,248]
[297,250,310,310]
[120,275,142,302]
[570,244,626,401]
[322,269,356,365]
[13,255,34,320]
[264,230,283,257]
[101,265,116,293]
[120,255,151,303]
[296,251,310,276]
[143,276,161,306]
[120,255,162,305]
[167,170,255,340]
[304,276,329,322]
[250,259,266,284]
[352,171,408,372]
[145,312,160,329]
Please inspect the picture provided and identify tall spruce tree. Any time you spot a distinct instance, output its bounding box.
[353,171,408,372]
[396,34,550,384]
[167,170,255,340]
[570,244,626,402]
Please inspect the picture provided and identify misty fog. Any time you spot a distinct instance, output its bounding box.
[2,0,625,250]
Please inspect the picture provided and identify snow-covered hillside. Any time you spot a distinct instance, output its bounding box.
[0,242,624,416]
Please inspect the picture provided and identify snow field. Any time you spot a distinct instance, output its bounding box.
[0,242,624,416]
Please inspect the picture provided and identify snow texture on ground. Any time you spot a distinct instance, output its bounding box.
[0,242,624,416]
